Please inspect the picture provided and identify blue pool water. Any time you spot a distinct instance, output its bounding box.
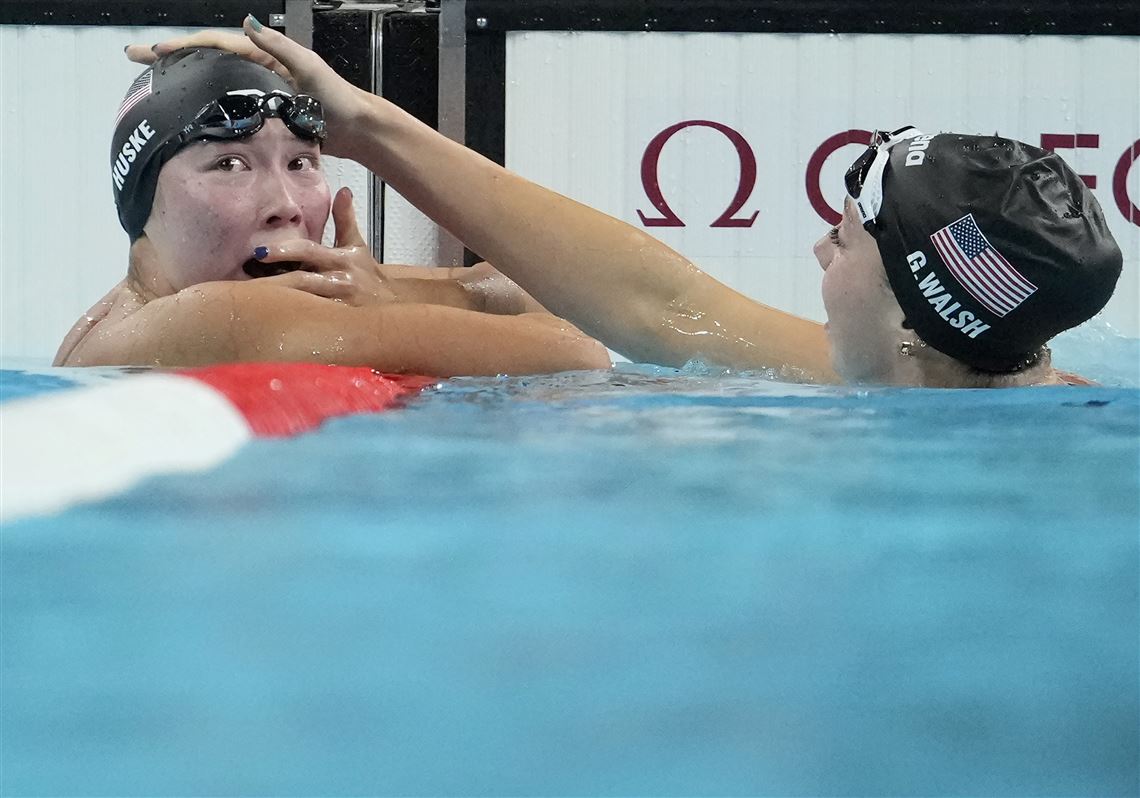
[2,357,1139,795]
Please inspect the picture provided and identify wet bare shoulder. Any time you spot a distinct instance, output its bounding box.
[54,281,146,366]
[60,281,349,368]
[62,282,249,367]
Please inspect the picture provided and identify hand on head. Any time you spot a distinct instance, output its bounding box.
[125,27,291,80]
[255,187,400,306]
[125,16,368,158]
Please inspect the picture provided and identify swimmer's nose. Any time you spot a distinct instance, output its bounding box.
[258,172,306,230]
[813,233,830,271]
[262,195,304,229]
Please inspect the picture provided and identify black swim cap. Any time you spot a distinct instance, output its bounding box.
[871,132,1122,372]
[111,48,295,240]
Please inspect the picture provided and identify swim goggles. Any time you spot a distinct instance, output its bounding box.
[174,90,326,146]
[844,126,924,235]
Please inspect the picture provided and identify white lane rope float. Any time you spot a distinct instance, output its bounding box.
[0,363,434,523]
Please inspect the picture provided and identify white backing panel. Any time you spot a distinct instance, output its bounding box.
[0,25,370,362]
[505,31,1140,337]
[382,189,444,266]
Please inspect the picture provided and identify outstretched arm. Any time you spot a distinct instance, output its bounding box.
[63,282,610,376]
[342,99,834,378]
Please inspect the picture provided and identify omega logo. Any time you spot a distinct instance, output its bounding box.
[637,120,759,228]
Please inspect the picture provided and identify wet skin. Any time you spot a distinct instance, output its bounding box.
[813,199,908,383]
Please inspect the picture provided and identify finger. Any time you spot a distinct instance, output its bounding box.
[259,269,353,300]
[254,240,343,272]
[332,187,367,249]
[127,32,294,84]
[150,32,244,58]
[155,31,246,54]
[124,44,158,64]
[244,15,316,78]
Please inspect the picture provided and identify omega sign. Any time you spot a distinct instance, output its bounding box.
[638,121,1140,229]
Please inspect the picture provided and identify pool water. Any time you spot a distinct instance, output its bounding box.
[2,361,1139,795]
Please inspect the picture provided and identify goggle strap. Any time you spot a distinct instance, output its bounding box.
[853,127,925,229]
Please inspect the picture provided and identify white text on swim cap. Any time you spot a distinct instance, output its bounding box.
[907,250,991,338]
[112,120,156,190]
[904,134,935,167]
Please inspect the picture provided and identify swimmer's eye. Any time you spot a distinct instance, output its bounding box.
[214,156,249,172]
[289,154,321,171]
[828,226,842,247]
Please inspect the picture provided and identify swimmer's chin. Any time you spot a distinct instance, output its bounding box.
[241,259,305,278]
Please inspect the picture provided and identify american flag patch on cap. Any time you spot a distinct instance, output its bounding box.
[930,214,1037,318]
[115,69,153,127]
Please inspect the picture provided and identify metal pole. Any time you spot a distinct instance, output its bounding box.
[370,9,386,261]
[438,0,467,146]
[436,0,467,265]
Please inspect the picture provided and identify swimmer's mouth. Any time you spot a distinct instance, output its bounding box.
[242,259,305,278]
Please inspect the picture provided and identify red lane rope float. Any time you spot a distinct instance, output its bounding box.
[1,363,436,523]
[184,363,436,437]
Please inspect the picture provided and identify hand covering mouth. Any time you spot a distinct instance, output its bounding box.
[242,259,305,278]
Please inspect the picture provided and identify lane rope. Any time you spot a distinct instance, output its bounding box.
[1,363,434,523]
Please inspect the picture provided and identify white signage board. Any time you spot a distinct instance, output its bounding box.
[505,31,1140,338]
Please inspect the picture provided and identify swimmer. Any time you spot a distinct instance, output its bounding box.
[54,47,610,375]
[126,20,1123,387]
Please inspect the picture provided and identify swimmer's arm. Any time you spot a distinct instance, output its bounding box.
[63,282,610,375]
[380,262,548,315]
[273,258,546,314]
[341,97,836,381]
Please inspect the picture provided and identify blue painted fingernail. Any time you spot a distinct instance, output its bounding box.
[247,14,264,32]
[253,246,268,259]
